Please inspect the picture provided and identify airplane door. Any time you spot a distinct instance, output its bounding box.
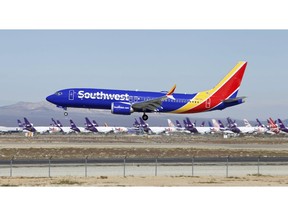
[205,98,211,109]
[69,90,75,100]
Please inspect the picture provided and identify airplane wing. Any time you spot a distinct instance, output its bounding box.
[132,84,176,112]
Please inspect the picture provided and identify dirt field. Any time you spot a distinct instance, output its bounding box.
[1,175,288,186]
[1,134,288,159]
[1,134,288,186]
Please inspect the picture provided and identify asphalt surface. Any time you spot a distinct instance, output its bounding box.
[1,156,288,165]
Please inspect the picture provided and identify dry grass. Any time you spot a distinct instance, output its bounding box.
[1,175,288,186]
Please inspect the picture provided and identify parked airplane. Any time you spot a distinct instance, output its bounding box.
[139,118,166,134]
[46,62,247,120]
[165,119,188,133]
[23,117,51,134]
[0,125,22,133]
[185,117,211,134]
[211,119,234,134]
[69,120,88,133]
[51,118,73,134]
[277,119,288,134]
[85,117,114,133]
[226,117,255,134]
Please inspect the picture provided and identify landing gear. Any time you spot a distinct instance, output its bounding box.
[64,112,68,116]
[142,113,148,121]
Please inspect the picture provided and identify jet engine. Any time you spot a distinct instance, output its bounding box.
[111,102,134,115]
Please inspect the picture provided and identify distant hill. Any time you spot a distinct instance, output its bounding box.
[0,101,260,127]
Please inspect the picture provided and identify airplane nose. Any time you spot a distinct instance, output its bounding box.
[46,95,54,103]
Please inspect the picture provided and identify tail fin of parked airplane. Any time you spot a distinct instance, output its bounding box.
[70,120,80,133]
[56,120,63,127]
[168,119,175,127]
[244,119,252,127]
[212,119,220,129]
[17,119,24,128]
[176,120,182,128]
[85,117,98,132]
[218,120,225,129]
[208,121,213,127]
[23,117,36,132]
[278,119,286,129]
[92,120,99,127]
[133,118,140,128]
[256,119,265,128]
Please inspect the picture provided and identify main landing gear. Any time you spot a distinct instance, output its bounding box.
[142,113,148,121]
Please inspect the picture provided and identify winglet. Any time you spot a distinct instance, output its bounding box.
[166,84,176,100]
[167,84,176,96]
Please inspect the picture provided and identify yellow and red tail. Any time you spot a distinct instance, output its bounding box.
[172,61,247,114]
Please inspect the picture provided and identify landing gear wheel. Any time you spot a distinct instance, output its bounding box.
[142,114,148,121]
[64,112,68,116]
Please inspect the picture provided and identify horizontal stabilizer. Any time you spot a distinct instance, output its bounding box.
[223,96,246,103]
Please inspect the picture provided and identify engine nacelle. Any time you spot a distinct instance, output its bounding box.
[111,102,134,115]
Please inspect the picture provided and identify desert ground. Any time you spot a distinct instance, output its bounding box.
[1,134,288,186]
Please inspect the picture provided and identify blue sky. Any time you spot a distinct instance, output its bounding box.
[1,30,288,119]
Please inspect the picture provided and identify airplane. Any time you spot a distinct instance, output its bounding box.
[277,119,288,134]
[211,119,234,134]
[185,117,211,134]
[170,120,192,134]
[93,119,129,133]
[46,61,248,121]
[0,119,24,133]
[51,118,73,134]
[227,117,256,134]
[85,117,114,133]
[23,117,51,134]
[165,119,178,133]
[139,118,166,134]
[183,119,198,133]
[69,119,88,133]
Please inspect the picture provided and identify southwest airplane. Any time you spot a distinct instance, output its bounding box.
[46,61,247,121]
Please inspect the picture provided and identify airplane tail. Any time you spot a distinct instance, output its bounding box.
[256,119,265,128]
[212,119,220,128]
[244,119,252,127]
[167,119,175,127]
[211,61,247,100]
[200,121,205,127]
[56,120,63,127]
[85,117,98,132]
[133,118,140,128]
[186,118,194,128]
[92,120,99,127]
[268,118,277,128]
[277,119,286,129]
[70,120,80,133]
[17,119,24,128]
[176,120,182,128]
[172,62,247,114]
[218,120,225,129]
[139,117,149,128]
[23,117,36,132]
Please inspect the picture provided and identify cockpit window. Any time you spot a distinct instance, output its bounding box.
[55,91,63,96]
